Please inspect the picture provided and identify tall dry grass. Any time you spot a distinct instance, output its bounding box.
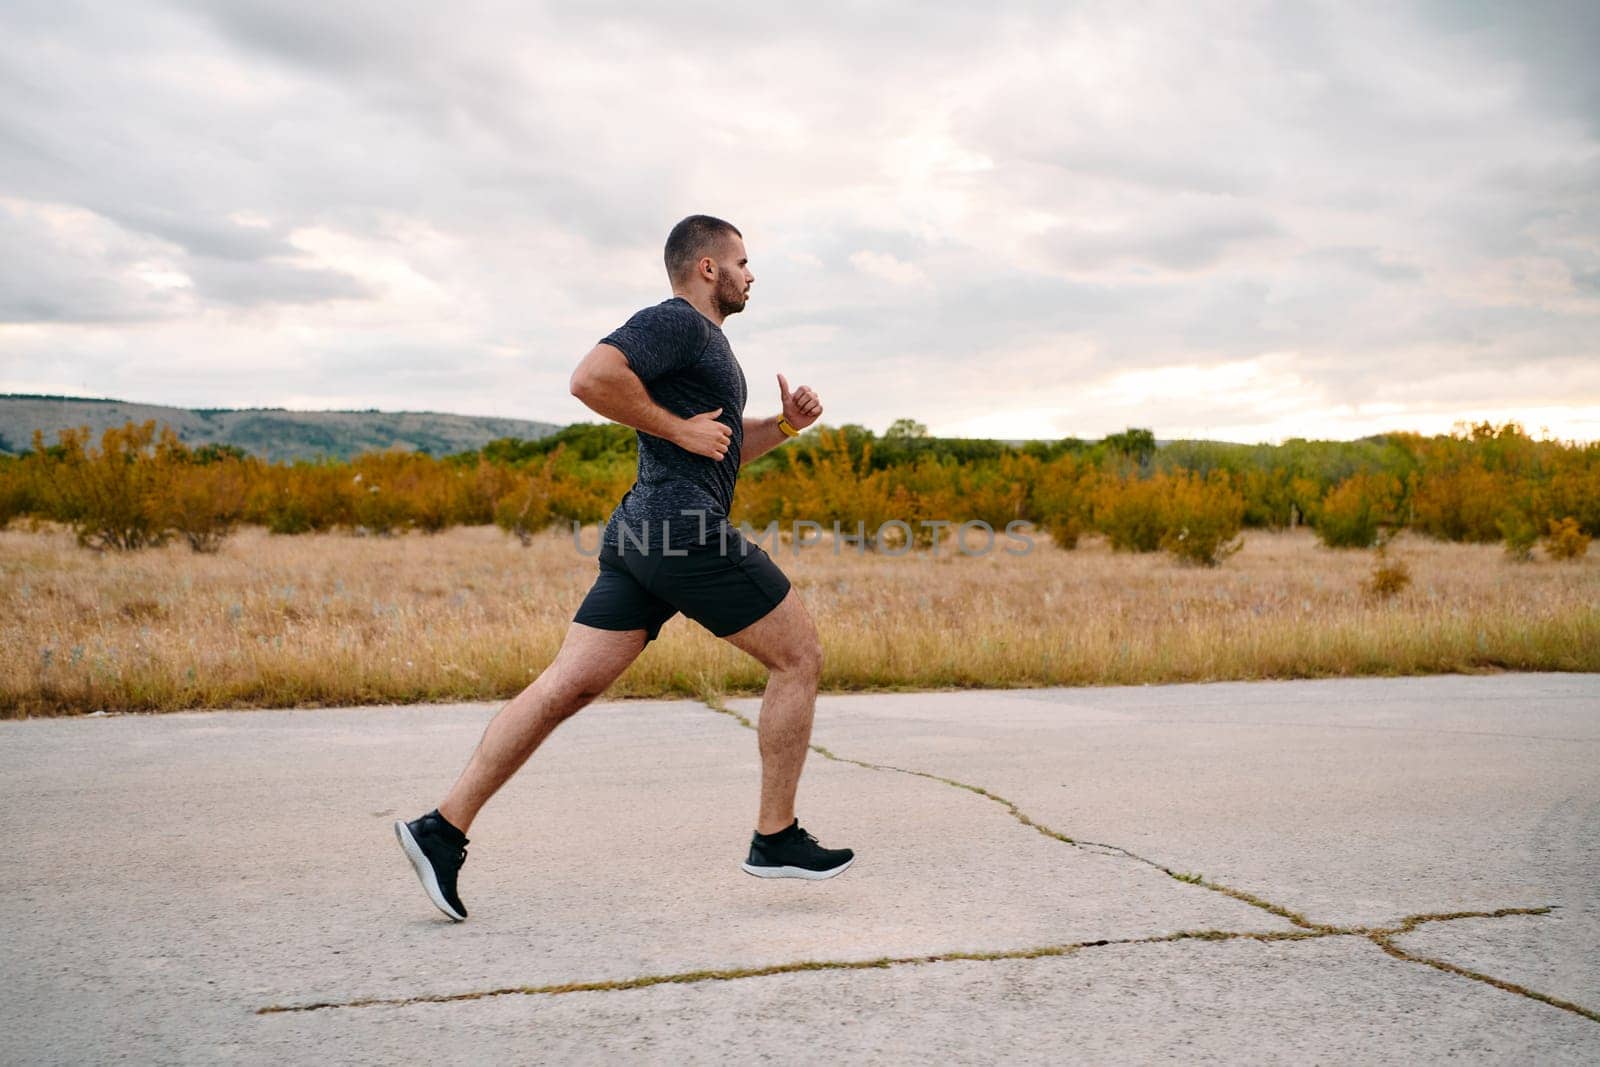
[2,524,1596,717]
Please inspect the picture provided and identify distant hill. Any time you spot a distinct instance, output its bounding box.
[0,395,562,462]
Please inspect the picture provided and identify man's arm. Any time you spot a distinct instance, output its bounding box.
[740,415,789,467]
[570,343,730,460]
[741,373,823,468]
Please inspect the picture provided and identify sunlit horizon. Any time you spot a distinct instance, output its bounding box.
[10,387,1598,448]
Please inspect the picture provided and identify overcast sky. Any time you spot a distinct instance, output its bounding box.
[2,1,1596,442]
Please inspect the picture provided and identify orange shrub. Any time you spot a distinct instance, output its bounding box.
[34,422,171,550]
[0,456,28,529]
[493,453,560,545]
[1316,473,1402,548]
[1544,517,1591,561]
[1160,472,1245,567]
[1032,454,1098,550]
[246,463,350,533]
[1093,475,1168,553]
[1364,544,1413,599]
[158,456,250,552]
[1545,460,1600,536]
[1411,463,1509,542]
[772,429,900,545]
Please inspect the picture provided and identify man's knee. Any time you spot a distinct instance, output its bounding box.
[780,629,824,681]
[540,624,644,716]
[542,669,614,718]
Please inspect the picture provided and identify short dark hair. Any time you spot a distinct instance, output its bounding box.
[664,215,742,284]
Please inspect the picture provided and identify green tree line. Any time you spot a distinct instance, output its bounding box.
[1,419,1594,565]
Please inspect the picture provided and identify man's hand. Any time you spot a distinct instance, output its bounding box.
[676,407,732,461]
[778,374,823,430]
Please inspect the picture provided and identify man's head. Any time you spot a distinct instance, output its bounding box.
[665,214,752,318]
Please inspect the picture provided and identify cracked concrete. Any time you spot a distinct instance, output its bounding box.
[739,675,1600,921]
[1388,908,1600,1015]
[252,939,1600,1064]
[4,673,1598,1062]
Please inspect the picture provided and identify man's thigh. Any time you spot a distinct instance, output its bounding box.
[543,621,649,697]
[719,588,821,673]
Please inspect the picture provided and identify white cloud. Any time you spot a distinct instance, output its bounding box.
[0,0,1596,440]
[849,250,930,288]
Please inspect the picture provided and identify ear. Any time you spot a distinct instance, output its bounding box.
[700,256,716,279]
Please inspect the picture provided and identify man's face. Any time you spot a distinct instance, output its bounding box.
[710,235,753,317]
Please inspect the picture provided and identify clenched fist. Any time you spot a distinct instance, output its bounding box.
[676,407,732,461]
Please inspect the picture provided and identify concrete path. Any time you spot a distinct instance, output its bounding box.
[4,674,1598,1064]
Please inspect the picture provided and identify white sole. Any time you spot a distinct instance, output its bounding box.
[394,821,467,921]
[741,856,854,880]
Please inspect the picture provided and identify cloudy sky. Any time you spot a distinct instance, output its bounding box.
[2,1,1597,443]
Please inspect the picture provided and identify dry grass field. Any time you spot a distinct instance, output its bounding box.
[2,523,1596,717]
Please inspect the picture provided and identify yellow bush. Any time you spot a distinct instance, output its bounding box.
[493,453,560,545]
[1364,544,1412,599]
[246,463,350,533]
[1544,517,1591,561]
[158,455,249,553]
[1033,454,1097,551]
[35,422,171,550]
[1093,475,1168,553]
[1316,473,1402,548]
[1159,472,1245,567]
[1411,463,1507,542]
[775,429,900,545]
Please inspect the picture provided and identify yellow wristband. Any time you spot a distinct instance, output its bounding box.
[776,415,800,438]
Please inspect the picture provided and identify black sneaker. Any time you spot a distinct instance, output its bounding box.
[394,810,469,921]
[742,820,854,880]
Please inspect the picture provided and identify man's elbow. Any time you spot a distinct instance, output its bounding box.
[571,347,621,400]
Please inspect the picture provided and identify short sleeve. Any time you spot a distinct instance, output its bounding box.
[601,301,710,384]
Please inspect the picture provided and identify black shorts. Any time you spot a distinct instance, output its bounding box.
[573,530,792,642]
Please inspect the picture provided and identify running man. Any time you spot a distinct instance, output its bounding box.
[395,215,853,921]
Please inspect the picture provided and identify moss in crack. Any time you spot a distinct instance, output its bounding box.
[1382,906,1553,936]
[697,697,1594,1024]
[1372,933,1598,1025]
[703,695,1325,928]
[259,926,1343,1015]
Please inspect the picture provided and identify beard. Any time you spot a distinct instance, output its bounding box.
[713,274,748,318]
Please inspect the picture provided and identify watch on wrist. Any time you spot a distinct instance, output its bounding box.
[776,415,800,438]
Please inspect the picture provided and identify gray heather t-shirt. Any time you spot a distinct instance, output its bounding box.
[599,297,749,550]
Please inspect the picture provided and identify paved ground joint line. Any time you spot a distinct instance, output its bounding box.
[255,913,1566,1017]
[703,697,1324,930]
[250,697,1599,1022]
[256,931,1293,1015]
[700,696,1600,1026]
[1371,933,1600,1024]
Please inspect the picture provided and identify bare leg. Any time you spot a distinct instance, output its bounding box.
[722,589,824,835]
[438,622,647,833]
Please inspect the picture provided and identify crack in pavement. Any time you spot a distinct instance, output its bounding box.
[699,696,1599,1026]
[1374,933,1600,1024]
[704,697,1324,931]
[258,698,1595,1022]
[255,916,1530,1016]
